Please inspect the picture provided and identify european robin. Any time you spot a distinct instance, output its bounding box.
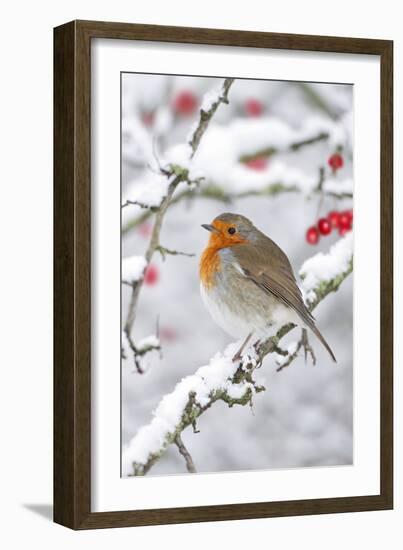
[200,213,336,362]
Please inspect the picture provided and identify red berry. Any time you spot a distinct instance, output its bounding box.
[338,226,350,237]
[160,326,177,343]
[144,264,159,285]
[328,210,340,228]
[345,209,353,224]
[141,111,155,126]
[173,91,198,116]
[306,226,320,245]
[244,157,268,171]
[318,217,332,236]
[328,153,344,171]
[338,211,352,230]
[244,98,264,117]
[138,222,152,238]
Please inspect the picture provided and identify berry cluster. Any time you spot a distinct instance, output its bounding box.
[306,209,353,245]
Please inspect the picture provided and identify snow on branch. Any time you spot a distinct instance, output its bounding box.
[300,231,353,307]
[122,233,354,476]
[188,78,234,155]
[122,112,352,233]
[122,255,147,284]
[230,116,341,162]
[124,114,350,208]
[187,115,349,195]
[123,168,352,234]
[122,173,170,210]
[122,332,161,375]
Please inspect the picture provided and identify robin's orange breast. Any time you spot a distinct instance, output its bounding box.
[200,246,221,290]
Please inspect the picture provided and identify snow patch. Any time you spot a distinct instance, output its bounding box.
[137,334,160,351]
[299,232,353,297]
[163,143,192,169]
[122,255,147,283]
[274,341,299,365]
[200,83,225,112]
[323,177,353,195]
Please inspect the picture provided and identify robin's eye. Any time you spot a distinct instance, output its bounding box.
[228,227,236,235]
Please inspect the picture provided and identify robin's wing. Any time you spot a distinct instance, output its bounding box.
[231,241,315,328]
[231,240,337,362]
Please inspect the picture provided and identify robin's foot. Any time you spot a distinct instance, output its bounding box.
[232,332,253,362]
[301,328,316,365]
[276,329,316,372]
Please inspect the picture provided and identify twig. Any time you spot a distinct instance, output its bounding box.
[239,132,329,163]
[124,332,161,374]
[315,167,326,218]
[174,435,197,473]
[156,245,195,261]
[296,82,340,120]
[122,199,162,210]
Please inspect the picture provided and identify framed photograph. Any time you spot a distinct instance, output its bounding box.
[54,20,393,529]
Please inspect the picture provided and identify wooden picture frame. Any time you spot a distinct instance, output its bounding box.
[54,20,393,529]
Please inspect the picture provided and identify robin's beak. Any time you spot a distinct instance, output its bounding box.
[201,224,220,234]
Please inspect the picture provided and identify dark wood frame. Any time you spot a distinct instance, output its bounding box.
[54,19,393,530]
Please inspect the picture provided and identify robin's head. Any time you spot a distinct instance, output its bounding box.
[201,213,254,248]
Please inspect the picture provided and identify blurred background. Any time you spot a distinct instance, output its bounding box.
[121,73,353,476]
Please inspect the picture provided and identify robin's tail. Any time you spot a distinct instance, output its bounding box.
[310,323,337,363]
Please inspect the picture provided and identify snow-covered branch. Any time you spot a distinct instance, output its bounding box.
[122,112,352,233]
[238,131,329,163]
[122,332,161,375]
[189,78,234,156]
[123,169,352,233]
[123,233,353,476]
[122,78,235,373]
[122,255,147,285]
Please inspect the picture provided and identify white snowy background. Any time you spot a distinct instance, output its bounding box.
[121,74,353,476]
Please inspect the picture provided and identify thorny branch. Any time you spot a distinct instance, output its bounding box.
[123,181,352,233]
[189,78,234,156]
[122,199,159,210]
[155,245,195,261]
[128,252,353,475]
[124,333,162,375]
[123,78,235,372]
[239,131,329,163]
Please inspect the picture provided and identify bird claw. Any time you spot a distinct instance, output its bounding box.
[301,328,316,365]
[231,332,253,363]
